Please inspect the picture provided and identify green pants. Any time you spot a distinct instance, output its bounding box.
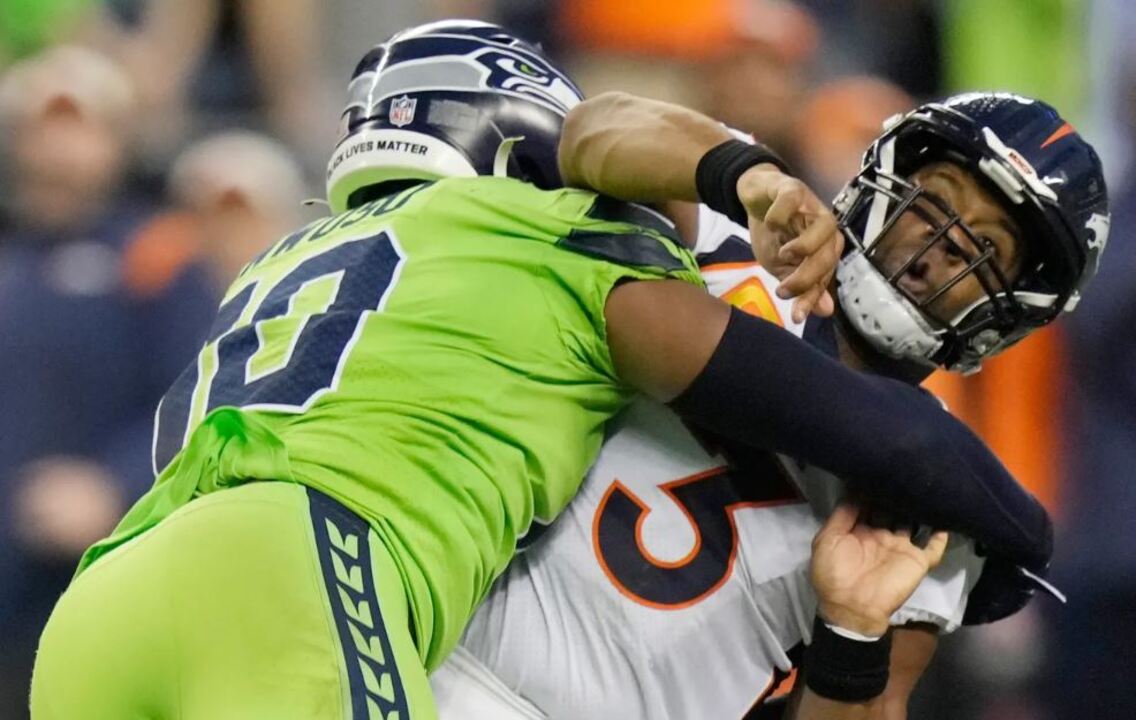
[31,481,437,719]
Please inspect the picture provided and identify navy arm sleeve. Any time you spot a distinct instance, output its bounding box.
[669,307,1053,570]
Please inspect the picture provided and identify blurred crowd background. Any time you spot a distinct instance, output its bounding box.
[0,1,1132,718]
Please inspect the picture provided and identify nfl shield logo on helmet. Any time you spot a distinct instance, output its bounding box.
[389,95,417,127]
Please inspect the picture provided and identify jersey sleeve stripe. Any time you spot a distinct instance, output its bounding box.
[557,229,691,273]
[585,195,681,242]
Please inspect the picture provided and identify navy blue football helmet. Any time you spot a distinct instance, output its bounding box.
[833,92,1110,373]
[326,20,584,213]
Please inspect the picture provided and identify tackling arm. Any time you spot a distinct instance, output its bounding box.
[559,92,733,204]
[560,92,841,320]
[603,279,1052,570]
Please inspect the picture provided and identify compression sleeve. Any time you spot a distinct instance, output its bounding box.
[669,307,1052,570]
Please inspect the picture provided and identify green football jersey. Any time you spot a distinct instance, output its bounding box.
[80,177,702,668]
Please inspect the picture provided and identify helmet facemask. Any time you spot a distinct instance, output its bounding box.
[835,136,1058,374]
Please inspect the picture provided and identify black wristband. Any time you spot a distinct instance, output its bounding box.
[695,138,790,227]
[803,616,892,703]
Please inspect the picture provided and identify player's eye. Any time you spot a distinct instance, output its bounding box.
[944,239,966,259]
[978,235,1009,267]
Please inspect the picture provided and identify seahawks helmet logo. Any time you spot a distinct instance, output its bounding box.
[474,48,581,114]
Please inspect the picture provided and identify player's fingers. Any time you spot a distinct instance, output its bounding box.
[778,260,829,301]
[762,183,806,235]
[748,222,796,280]
[777,217,839,277]
[777,241,837,300]
[861,504,906,533]
[814,289,835,317]
[923,531,950,568]
[790,285,824,324]
[777,210,837,263]
[780,235,841,284]
[891,522,914,541]
[821,502,861,537]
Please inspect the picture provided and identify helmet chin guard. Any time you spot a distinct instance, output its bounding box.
[835,250,943,365]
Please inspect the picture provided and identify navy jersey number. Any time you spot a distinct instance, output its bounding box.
[152,231,405,473]
[593,454,800,610]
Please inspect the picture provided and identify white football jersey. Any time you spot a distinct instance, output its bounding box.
[433,205,985,720]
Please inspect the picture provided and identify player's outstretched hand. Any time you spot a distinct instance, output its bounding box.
[736,165,843,323]
[810,503,949,637]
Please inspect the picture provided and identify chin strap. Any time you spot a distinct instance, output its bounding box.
[835,250,943,363]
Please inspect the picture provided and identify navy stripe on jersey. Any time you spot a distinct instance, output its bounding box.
[585,195,680,241]
[695,234,753,267]
[559,229,688,272]
[308,488,411,720]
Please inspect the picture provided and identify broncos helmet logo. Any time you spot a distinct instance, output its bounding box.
[1085,212,1110,267]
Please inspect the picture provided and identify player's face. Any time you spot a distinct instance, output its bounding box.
[870,162,1022,324]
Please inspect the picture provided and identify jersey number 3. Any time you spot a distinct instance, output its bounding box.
[152,231,405,473]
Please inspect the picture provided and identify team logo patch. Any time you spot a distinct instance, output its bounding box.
[389,95,417,127]
[721,276,783,327]
[1086,211,1110,262]
[475,48,580,114]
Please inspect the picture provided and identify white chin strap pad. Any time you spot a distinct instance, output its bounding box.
[326,128,478,213]
[836,250,944,362]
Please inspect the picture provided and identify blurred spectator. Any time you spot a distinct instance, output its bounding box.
[430,0,493,20]
[0,46,214,718]
[697,0,819,161]
[166,130,309,292]
[322,1,466,90]
[555,0,742,106]
[1086,0,1136,188]
[795,0,942,99]
[1044,77,1136,718]
[0,45,134,233]
[0,0,98,66]
[556,0,819,150]
[791,75,914,200]
[943,0,1085,113]
[101,0,334,172]
[561,0,738,59]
